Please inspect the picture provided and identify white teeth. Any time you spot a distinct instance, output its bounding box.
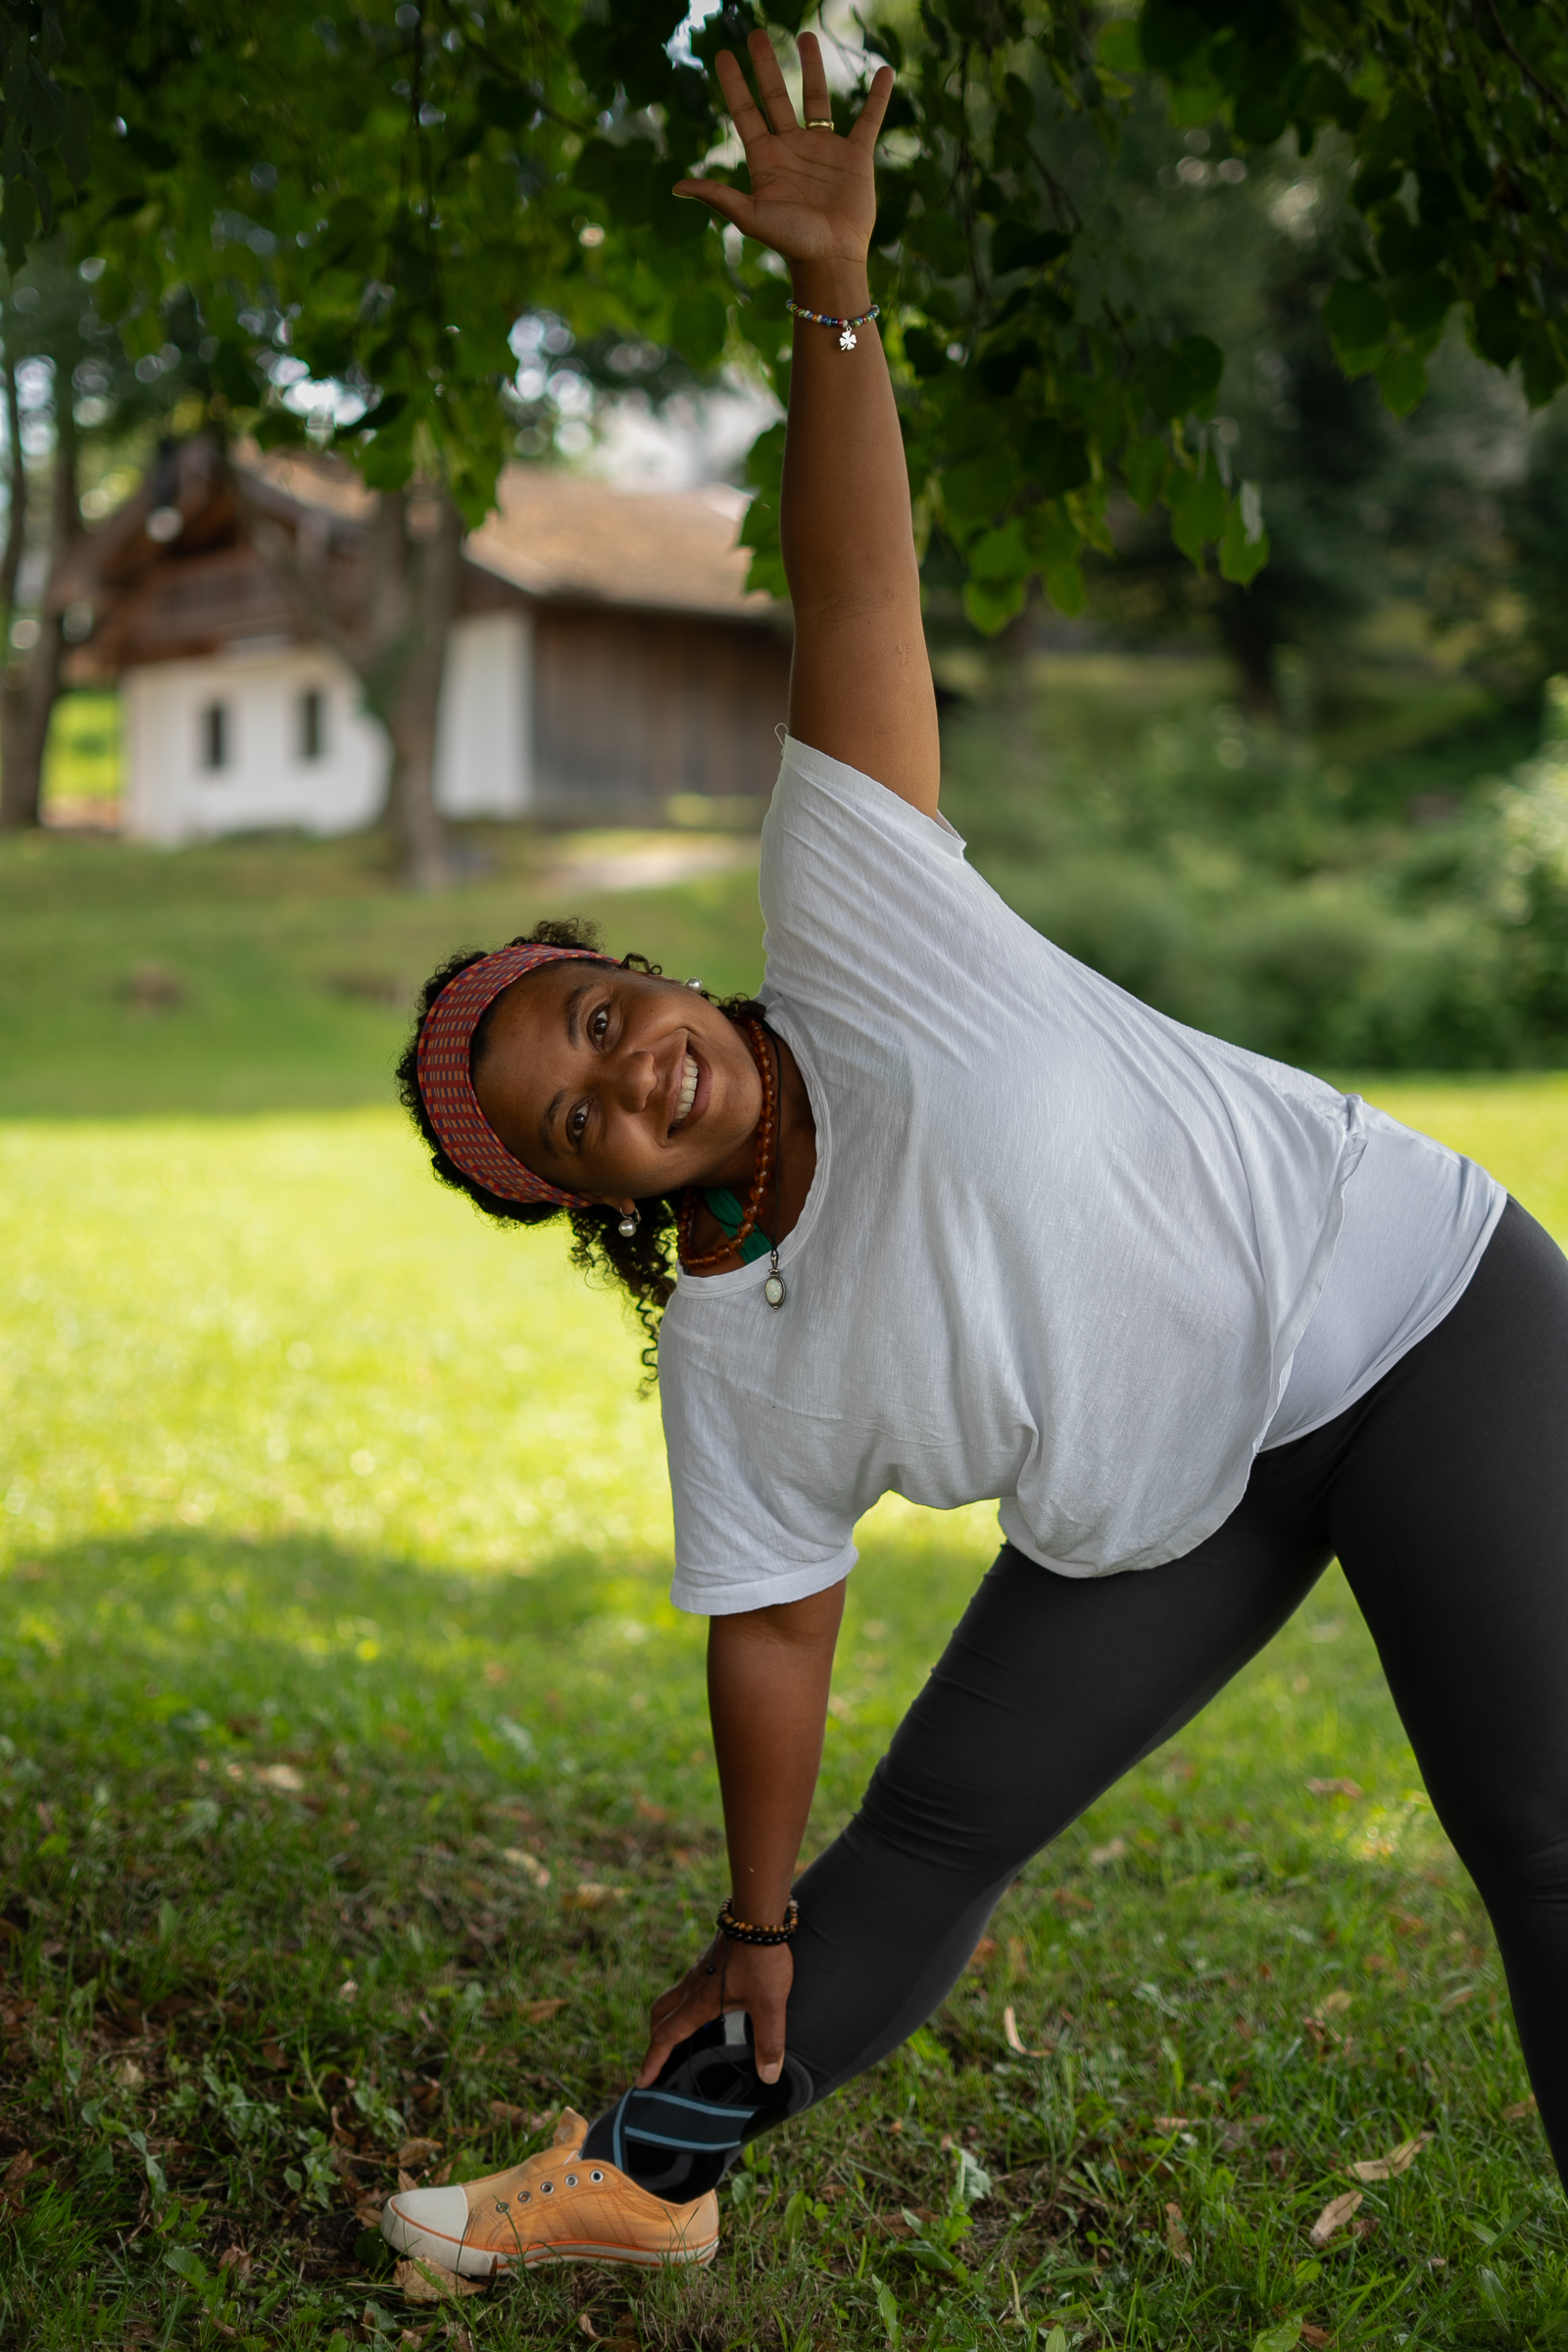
[673,1054,698,1128]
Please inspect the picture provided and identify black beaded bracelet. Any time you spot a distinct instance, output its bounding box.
[716,1897,799,1946]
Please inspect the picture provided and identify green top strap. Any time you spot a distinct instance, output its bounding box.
[702,1187,774,1266]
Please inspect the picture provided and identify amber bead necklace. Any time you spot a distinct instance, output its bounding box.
[677,1016,784,1298]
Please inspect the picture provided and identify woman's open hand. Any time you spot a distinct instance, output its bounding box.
[637,1934,794,2088]
[673,29,893,273]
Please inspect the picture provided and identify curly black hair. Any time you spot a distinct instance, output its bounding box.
[395,915,764,1375]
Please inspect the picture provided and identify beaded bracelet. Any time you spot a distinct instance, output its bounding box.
[784,297,880,352]
[716,1896,800,1946]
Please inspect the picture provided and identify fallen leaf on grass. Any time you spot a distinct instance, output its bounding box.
[1300,2328,1333,2348]
[0,2151,34,2219]
[1152,2116,1192,2132]
[578,2317,598,2340]
[1003,2006,1052,2058]
[1251,2321,1304,2352]
[398,2137,443,2166]
[969,1937,998,1968]
[1502,2094,1538,2121]
[1090,1837,1128,1866]
[1164,2201,1192,2263]
[354,2197,385,2226]
[336,1980,359,2005]
[1309,2189,1363,2248]
[489,2099,554,2131]
[1349,2132,1431,2181]
[398,2169,418,2193]
[260,2039,289,2069]
[394,2257,484,2303]
[1306,1778,1363,1798]
[503,1849,550,1888]
[633,1795,669,1823]
[1317,1990,1352,2017]
[1441,1985,1477,2011]
[520,1998,567,2024]
[217,2248,253,2281]
[562,1884,624,1913]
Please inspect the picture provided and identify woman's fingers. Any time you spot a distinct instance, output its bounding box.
[637,1991,709,2086]
[710,44,770,147]
[849,62,896,151]
[672,175,758,237]
[797,28,831,126]
[750,1993,788,2085]
[747,26,800,135]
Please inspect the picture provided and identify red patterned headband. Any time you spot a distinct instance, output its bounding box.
[416,942,612,1207]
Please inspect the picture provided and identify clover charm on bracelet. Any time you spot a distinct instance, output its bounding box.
[839,326,858,351]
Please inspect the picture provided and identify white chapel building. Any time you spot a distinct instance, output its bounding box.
[55,440,791,841]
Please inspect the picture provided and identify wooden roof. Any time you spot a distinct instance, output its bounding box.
[470,470,769,622]
[55,439,781,676]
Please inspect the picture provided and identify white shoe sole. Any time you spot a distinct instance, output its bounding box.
[382,2201,718,2278]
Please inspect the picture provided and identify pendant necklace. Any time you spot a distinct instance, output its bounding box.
[763,1031,787,1311]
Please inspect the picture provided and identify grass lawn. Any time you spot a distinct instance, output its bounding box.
[4,820,1568,2350]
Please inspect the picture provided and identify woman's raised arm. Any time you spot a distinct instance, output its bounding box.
[676,32,941,818]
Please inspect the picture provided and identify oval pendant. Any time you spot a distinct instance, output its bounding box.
[763,1271,787,1310]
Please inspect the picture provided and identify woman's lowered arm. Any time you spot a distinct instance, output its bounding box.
[637,1580,845,2088]
[675,31,941,818]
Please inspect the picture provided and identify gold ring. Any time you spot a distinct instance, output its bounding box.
[806,118,834,129]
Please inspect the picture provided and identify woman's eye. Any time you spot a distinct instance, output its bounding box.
[590,1006,610,1043]
[568,1103,589,1142]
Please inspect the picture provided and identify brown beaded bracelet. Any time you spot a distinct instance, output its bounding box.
[716,1897,800,1947]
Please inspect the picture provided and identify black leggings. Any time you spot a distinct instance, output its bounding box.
[597,1199,1568,2191]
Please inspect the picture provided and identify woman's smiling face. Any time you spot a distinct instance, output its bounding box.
[471,960,763,1206]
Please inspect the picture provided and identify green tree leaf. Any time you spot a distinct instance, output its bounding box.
[670,288,727,371]
[991,220,1072,275]
[1219,487,1269,584]
[1471,283,1523,368]
[1375,347,1428,415]
[1022,419,1091,498]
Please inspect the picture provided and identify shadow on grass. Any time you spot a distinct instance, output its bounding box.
[2,1525,709,1780]
[4,1539,1560,2349]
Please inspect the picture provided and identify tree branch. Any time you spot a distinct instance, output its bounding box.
[0,337,26,639]
[1480,0,1568,128]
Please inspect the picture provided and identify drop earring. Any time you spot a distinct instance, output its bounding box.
[617,1209,640,1239]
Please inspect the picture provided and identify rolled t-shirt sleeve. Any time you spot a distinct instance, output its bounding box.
[659,1336,858,1615]
[758,738,975,1032]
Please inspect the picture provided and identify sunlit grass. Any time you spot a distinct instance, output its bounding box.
[3,1082,1568,2348]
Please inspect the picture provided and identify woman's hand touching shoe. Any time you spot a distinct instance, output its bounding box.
[638,1934,794,2087]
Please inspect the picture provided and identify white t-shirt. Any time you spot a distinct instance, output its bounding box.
[1262,1104,1501,1446]
[658,738,1500,1615]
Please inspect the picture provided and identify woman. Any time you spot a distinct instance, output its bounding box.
[384,31,1568,2279]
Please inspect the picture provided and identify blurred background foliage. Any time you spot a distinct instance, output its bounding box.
[918,60,1568,1074]
[0,3,1564,1069]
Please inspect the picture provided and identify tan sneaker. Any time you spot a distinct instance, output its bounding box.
[380,2109,719,2278]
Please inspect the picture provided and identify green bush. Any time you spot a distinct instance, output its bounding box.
[946,665,1568,1071]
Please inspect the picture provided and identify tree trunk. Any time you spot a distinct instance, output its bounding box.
[1216,582,1280,718]
[0,347,26,630]
[245,473,460,890]
[366,487,462,893]
[0,402,78,830]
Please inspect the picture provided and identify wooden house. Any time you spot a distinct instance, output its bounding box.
[54,440,792,843]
